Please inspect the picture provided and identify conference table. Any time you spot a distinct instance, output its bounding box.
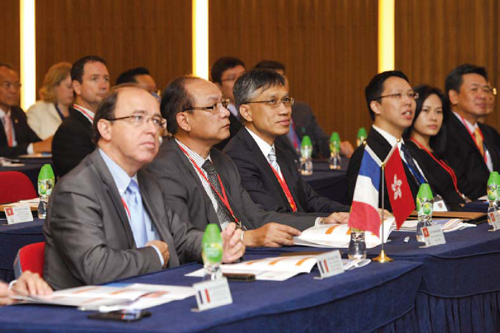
[303,159,349,204]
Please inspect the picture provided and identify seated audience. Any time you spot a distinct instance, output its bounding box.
[0,63,52,157]
[147,76,349,248]
[116,67,159,100]
[443,64,500,200]
[44,85,244,290]
[254,60,354,159]
[52,55,110,177]
[27,62,73,139]
[224,69,350,215]
[0,271,52,306]
[404,85,466,210]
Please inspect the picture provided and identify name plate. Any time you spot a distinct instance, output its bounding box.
[422,225,446,247]
[315,250,344,279]
[5,206,34,224]
[193,278,232,312]
[488,211,500,231]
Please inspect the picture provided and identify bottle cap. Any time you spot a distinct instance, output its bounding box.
[38,164,55,180]
[417,183,433,200]
[330,132,340,143]
[357,127,367,138]
[202,224,223,264]
[301,135,312,148]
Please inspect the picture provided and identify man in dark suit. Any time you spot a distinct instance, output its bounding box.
[0,64,51,156]
[210,57,246,150]
[443,64,500,200]
[52,56,110,177]
[44,85,244,290]
[253,60,354,159]
[347,71,422,211]
[224,69,350,215]
[148,76,346,248]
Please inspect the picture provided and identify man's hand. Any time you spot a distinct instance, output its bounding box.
[0,271,53,306]
[147,240,170,268]
[340,140,354,158]
[323,212,349,224]
[378,209,393,220]
[220,223,245,263]
[33,136,53,153]
[243,222,301,247]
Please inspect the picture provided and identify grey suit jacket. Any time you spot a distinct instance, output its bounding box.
[147,139,318,233]
[44,149,203,290]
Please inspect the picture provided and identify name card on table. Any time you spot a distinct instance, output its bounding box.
[488,211,500,231]
[5,205,34,224]
[193,278,232,312]
[422,225,446,247]
[315,250,344,279]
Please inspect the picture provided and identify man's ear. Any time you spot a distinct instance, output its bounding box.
[176,112,191,132]
[370,100,382,116]
[239,104,253,123]
[97,119,112,141]
[448,89,459,106]
[72,80,81,96]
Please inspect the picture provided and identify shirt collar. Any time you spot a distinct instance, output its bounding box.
[175,139,211,169]
[453,111,478,130]
[99,149,138,196]
[73,103,95,122]
[372,125,405,147]
[245,127,275,160]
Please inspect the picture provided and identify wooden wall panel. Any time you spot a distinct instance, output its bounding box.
[209,0,378,145]
[0,0,20,71]
[35,0,192,98]
[395,0,500,129]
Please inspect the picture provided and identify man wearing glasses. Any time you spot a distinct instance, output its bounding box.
[347,70,423,211]
[44,85,244,290]
[224,69,350,217]
[443,64,500,200]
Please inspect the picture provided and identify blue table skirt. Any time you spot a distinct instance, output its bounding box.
[0,259,423,333]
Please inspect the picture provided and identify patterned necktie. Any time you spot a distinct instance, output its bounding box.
[268,147,281,173]
[202,160,233,225]
[124,180,148,247]
[3,113,13,147]
[400,144,425,186]
[474,128,485,157]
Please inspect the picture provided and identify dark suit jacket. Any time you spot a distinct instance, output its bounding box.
[0,106,40,157]
[444,115,500,200]
[44,149,202,290]
[52,107,95,177]
[346,128,420,211]
[224,128,349,214]
[147,139,318,232]
[214,113,243,151]
[276,101,330,159]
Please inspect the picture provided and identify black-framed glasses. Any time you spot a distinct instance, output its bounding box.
[0,81,22,90]
[375,92,419,101]
[244,97,295,108]
[105,114,166,130]
[183,99,230,113]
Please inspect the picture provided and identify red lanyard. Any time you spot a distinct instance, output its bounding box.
[177,144,239,223]
[73,104,94,122]
[268,163,298,212]
[457,114,487,163]
[410,138,462,195]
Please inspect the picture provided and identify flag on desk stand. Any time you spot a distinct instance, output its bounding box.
[348,145,382,237]
[383,144,415,229]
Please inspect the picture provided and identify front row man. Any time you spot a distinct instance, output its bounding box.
[44,85,244,290]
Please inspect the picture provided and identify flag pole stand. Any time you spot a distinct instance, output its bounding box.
[373,162,393,263]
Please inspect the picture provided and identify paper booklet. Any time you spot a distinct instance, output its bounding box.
[11,283,195,312]
[186,255,371,281]
[396,219,476,233]
[293,217,395,249]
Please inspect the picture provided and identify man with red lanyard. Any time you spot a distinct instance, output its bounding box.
[52,55,110,177]
[148,76,347,248]
[444,64,500,200]
[224,69,350,217]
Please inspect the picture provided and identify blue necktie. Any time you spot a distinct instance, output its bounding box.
[124,180,148,247]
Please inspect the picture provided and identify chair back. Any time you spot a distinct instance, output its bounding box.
[13,242,46,278]
[0,171,37,204]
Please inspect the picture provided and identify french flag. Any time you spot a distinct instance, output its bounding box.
[348,145,383,237]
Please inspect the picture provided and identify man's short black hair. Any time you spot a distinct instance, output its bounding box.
[254,60,286,74]
[210,57,245,84]
[365,70,410,121]
[161,76,198,135]
[71,55,107,83]
[444,63,488,96]
[233,69,286,111]
[116,67,151,85]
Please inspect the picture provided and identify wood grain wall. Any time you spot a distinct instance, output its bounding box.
[395,0,500,128]
[209,0,379,145]
[35,0,192,98]
[0,0,20,71]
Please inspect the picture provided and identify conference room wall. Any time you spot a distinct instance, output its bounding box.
[0,0,20,72]
[209,0,379,146]
[395,0,500,128]
[34,0,192,99]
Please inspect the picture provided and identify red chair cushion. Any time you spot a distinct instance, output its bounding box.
[0,171,37,204]
[18,242,45,277]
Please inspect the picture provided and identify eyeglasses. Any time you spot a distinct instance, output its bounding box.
[244,97,295,108]
[105,114,166,130]
[183,99,230,113]
[0,81,22,90]
[375,92,419,101]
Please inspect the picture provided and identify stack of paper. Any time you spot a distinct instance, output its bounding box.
[397,219,476,233]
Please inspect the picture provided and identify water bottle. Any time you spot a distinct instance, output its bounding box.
[37,164,55,219]
[487,172,500,229]
[416,183,434,243]
[202,224,224,281]
[357,127,367,147]
[329,132,341,170]
[300,135,313,176]
[348,228,366,259]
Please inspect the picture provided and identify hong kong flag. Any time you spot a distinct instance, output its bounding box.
[384,145,415,229]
